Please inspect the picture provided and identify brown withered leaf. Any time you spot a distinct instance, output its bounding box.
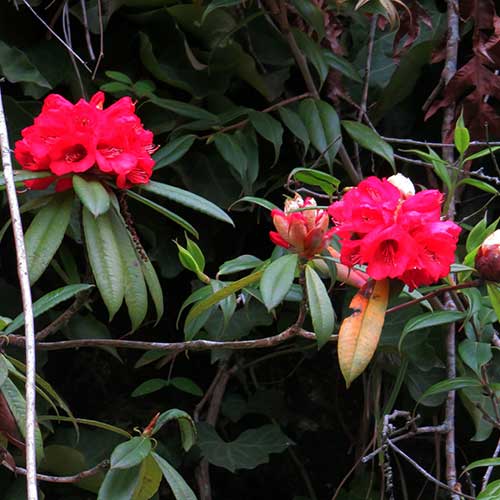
[0,390,25,451]
[393,0,432,58]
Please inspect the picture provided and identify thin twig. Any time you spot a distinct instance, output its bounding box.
[481,436,500,491]
[7,326,337,351]
[384,137,500,148]
[0,86,38,500]
[91,0,104,79]
[80,0,95,60]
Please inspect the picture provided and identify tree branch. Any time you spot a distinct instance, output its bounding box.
[0,86,39,500]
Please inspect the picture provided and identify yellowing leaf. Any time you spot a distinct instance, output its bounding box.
[338,279,389,387]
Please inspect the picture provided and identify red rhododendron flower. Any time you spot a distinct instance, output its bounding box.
[329,175,461,289]
[14,92,156,191]
[270,194,334,259]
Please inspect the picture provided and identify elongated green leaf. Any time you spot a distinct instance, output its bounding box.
[398,311,467,350]
[5,283,93,334]
[464,458,500,473]
[457,178,499,195]
[25,192,74,284]
[141,258,164,325]
[305,265,335,349]
[111,437,152,470]
[454,126,470,155]
[184,270,263,333]
[169,377,203,396]
[132,379,168,397]
[290,167,340,196]
[322,50,362,82]
[132,454,162,500]
[459,340,492,376]
[126,189,198,238]
[261,254,298,311]
[73,176,111,217]
[105,70,133,84]
[141,181,234,226]
[0,170,52,189]
[0,355,8,387]
[464,146,500,162]
[278,107,310,152]
[38,415,131,438]
[214,133,248,182]
[98,465,141,500]
[418,377,482,403]
[152,409,197,451]
[109,210,148,331]
[249,111,283,165]
[83,208,125,320]
[299,99,341,169]
[291,0,325,38]
[293,30,328,85]
[342,121,395,168]
[487,283,500,323]
[217,255,263,277]
[230,196,279,211]
[201,0,242,23]
[1,377,44,463]
[154,135,196,170]
[152,452,197,500]
[148,96,217,121]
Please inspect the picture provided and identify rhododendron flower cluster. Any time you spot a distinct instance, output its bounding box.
[270,194,335,259]
[329,176,461,289]
[14,92,155,191]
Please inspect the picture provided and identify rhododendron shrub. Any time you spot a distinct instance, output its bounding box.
[14,92,155,190]
[329,176,461,289]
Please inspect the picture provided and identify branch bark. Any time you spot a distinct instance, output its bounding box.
[0,86,38,500]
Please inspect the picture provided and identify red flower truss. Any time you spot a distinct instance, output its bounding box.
[270,194,335,259]
[14,92,156,190]
[329,176,461,289]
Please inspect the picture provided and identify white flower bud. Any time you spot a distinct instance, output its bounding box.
[387,173,415,199]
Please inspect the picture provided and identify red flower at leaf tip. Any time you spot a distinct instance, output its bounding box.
[270,194,334,259]
[14,92,156,191]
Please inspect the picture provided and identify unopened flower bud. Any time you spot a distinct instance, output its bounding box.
[475,230,500,282]
[387,173,415,199]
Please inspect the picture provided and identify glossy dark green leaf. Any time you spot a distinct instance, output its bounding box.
[342,120,395,168]
[25,192,74,285]
[132,379,167,397]
[418,377,482,404]
[83,208,125,320]
[458,340,492,376]
[154,135,196,170]
[214,133,248,183]
[73,176,111,217]
[217,255,263,277]
[0,171,52,190]
[111,437,152,470]
[151,409,197,451]
[5,284,93,334]
[261,254,298,311]
[249,111,283,165]
[105,70,133,84]
[149,96,217,121]
[291,0,325,38]
[201,0,242,24]
[457,178,499,195]
[305,265,335,349]
[290,167,340,196]
[97,465,141,500]
[293,30,328,85]
[278,107,310,152]
[141,181,234,226]
[231,196,279,211]
[141,258,164,325]
[299,99,341,169]
[464,458,500,473]
[100,82,129,93]
[151,452,197,500]
[169,377,203,396]
[322,50,362,82]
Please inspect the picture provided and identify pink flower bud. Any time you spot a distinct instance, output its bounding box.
[476,230,500,282]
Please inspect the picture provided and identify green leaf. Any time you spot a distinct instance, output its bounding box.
[105,70,133,84]
[290,0,325,38]
[132,379,168,397]
[126,189,198,238]
[100,82,130,93]
[487,284,500,323]
[454,114,470,155]
[141,181,234,226]
[231,196,279,211]
[141,258,164,325]
[109,210,148,331]
[111,437,152,470]
[5,284,93,334]
[148,96,217,121]
[151,409,197,451]
[249,111,283,165]
[290,167,340,196]
[458,340,492,376]
[197,423,291,472]
[185,235,205,271]
[322,50,362,82]
[278,107,310,152]
[132,454,162,500]
[201,0,242,24]
[405,147,452,192]
[169,377,203,396]
[464,146,500,162]
[457,178,499,195]
[342,120,395,168]
[399,311,467,350]
[184,270,263,335]
[217,255,263,277]
[154,135,196,170]
[38,415,131,439]
[73,176,111,217]
[83,208,125,320]
[214,133,248,183]
[418,377,481,404]
[464,458,500,473]
[151,452,197,500]
[0,355,8,387]
[25,192,74,285]
[98,466,141,500]
[298,99,341,169]
[0,171,52,190]
[261,254,298,311]
[1,377,44,464]
[0,40,51,97]
[293,30,328,86]
[305,265,335,349]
